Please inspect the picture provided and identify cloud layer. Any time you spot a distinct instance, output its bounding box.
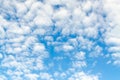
[0,0,119,80]
[104,0,120,66]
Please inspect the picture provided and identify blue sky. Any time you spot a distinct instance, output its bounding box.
[0,0,120,80]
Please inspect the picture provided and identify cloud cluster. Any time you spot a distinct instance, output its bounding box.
[68,71,99,80]
[0,0,108,80]
[104,0,120,66]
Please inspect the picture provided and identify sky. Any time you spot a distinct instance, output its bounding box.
[0,0,120,80]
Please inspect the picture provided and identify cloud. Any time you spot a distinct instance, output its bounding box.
[62,44,74,52]
[89,45,103,58]
[74,51,86,60]
[0,53,3,59]
[104,0,120,66]
[25,73,39,80]
[39,72,53,80]
[112,53,120,66]
[0,75,7,80]
[0,0,108,79]
[68,71,99,80]
[72,61,87,68]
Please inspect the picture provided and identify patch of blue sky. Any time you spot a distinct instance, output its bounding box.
[53,4,63,10]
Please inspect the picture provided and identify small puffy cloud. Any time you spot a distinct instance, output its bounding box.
[0,53,3,59]
[0,26,5,39]
[84,27,98,38]
[63,44,74,52]
[89,45,103,58]
[39,72,53,80]
[72,61,87,68]
[82,12,97,27]
[6,36,25,43]
[33,43,45,52]
[72,7,85,22]
[68,71,99,80]
[106,37,120,46]
[74,51,86,60]
[112,53,120,66]
[34,14,53,27]
[82,0,92,13]
[54,43,74,53]
[0,75,7,80]
[53,8,69,20]
[25,74,39,80]
[53,71,67,79]
[108,46,120,52]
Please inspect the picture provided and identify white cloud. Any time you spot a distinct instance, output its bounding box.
[82,12,97,27]
[68,71,99,80]
[44,0,61,6]
[0,75,7,80]
[106,37,120,46]
[0,53,3,59]
[84,27,98,38]
[73,7,85,22]
[77,36,94,51]
[74,51,86,60]
[108,46,120,52]
[0,26,5,39]
[53,71,67,79]
[34,13,53,27]
[25,74,39,80]
[6,36,25,43]
[112,53,120,66]
[0,0,107,79]
[33,43,45,51]
[104,0,120,66]
[63,44,74,52]
[82,1,92,13]
[72,61,87,68]
[39,72,53,80]
[104,0,120,41]
[89,45,103,58]
[53,8,69,20]
[15,2,28,17]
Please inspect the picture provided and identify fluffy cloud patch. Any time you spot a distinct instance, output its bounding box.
[68,71,99,80]
[104,0,120,66]
[112,53,120,66]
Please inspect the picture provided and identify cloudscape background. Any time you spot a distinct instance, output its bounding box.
[0,0,120,80]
